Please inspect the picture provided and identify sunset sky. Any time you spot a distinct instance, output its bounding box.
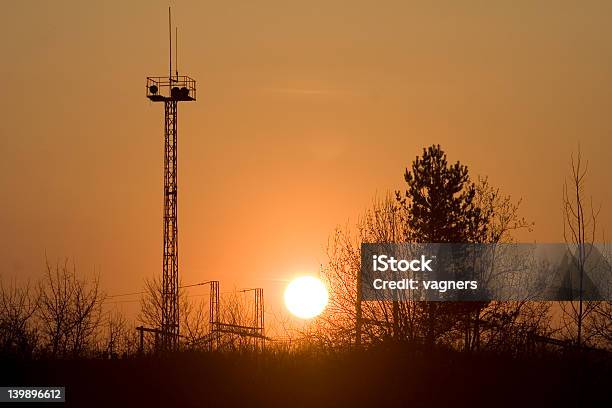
[1,0,611,321]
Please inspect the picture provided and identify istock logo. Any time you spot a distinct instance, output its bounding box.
[372,255,433,272]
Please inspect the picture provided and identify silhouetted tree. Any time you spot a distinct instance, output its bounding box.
[105,310,139,358]
[316,194,407,347]
[397,144,490,244]
[319,145,534,352]
[396,145,490,348]
[456,177,533,351]
[182,297,209,349]
[588,302,612,349]
[0,279,39,358]
[37,259,104,358]
[138,276,164,331]
[560,149,600,347]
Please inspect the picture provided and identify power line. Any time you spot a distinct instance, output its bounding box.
[107,290,145,299]
[103,287,252,306]
[106,281,211,299]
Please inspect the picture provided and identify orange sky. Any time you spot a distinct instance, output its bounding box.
[1,0,611,322]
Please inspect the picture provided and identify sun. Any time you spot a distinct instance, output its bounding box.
[284,276,329,319]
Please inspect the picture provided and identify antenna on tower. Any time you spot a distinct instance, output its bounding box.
[175,27,179,79]
[168,7,172,81]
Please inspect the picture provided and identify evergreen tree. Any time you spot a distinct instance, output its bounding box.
[397,144,490,243]
[396,144,491,348]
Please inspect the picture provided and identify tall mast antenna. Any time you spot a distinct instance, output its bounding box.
[169,7,172,81]
[175,27,179,79]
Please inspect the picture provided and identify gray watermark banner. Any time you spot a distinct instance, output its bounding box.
[0,387,65,402]
[360,243,612,301]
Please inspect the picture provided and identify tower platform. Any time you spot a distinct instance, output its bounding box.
[146,76,197,102]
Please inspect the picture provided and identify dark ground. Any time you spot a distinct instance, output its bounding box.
[2,347,611,407]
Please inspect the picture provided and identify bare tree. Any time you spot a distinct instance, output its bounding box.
[182,297,209,347]
[587,302,612,349]
[0,279,39,358]
[317,193,449,347]
[138,276,164,330]
[460,177,532,352]
[37,259,104,358]
[560,149,600,347]
[105,310,139,358]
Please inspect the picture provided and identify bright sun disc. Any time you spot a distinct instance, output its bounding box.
[284,276,329,319]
